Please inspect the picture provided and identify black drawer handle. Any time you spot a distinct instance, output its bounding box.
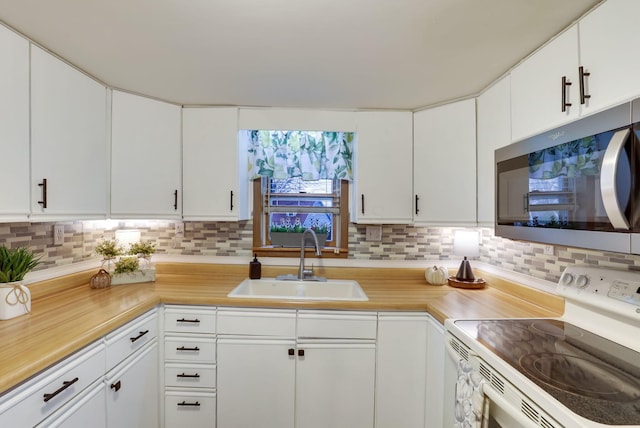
[110,380,122,392]
[177,318,200,323]
[176,346,200,352]
[130,330,149,343]
[177,401,201,407]
[43,377,79,402]
[298,349,305,357]
[177,373,200,378]
[288,348,295,356]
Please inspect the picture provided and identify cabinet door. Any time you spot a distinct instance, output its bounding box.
[183,107,249,220]
[217,338,295,428]
[0,26,29,220]
[477,76,511,226]
[111,90,181,218]
[510,25,579,142]
[353,111,413,224]
[425,316,445,428]
[579,0,640,115]
[375,313,427,428]
[296,341,375,428]
[37,381,106,428]
[413,99,476,225]
[105,341,159,428]
[31,45,108,219]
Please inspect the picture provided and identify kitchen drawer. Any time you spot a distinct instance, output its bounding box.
[165,363,216,388]
[0,341,105,427]
[217,307,296,337]
[165,390,216,428]
[297,310,377,339]
[164,335,216,362]
[164,306,216,334]
[36,379,106,428]
[105,309,158,370]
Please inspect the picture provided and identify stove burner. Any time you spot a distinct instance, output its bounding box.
[519,352,640,402]
[529,320,583,338]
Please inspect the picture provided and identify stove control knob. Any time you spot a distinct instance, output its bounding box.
[576,275,590,289]
[561,273,574,286]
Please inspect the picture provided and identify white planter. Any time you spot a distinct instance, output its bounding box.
[0,281,31,320]
[110,267,156,285]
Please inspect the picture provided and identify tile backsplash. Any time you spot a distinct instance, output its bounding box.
[3,220,640,283]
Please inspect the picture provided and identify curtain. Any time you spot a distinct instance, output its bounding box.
[247,130,354,180]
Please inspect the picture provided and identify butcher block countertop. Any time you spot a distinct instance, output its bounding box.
[0,262,564,395]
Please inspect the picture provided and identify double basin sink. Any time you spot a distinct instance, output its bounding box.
[228,277,368,301]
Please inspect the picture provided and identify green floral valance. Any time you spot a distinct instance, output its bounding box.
[247,130,354,181]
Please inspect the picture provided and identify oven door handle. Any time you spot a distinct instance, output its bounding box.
[481,381,541,428]
[600,128,631,230]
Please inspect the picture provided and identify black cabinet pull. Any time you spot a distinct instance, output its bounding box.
[43,377,78,402]
[288,348,295,356]
[177,317,200,323]
[38,178,48,209]
[110,380,122,392]
[579,66,591,105]
[361,194,365,215]
[298,349,305,357]
[129,330,149,343]
[173,189,178,210]
[177,401,201,407]
[230,190,234,211]
[415,195,420,215]
[176,346,200,351]
[177,372,200,378]
[561,76,572,112]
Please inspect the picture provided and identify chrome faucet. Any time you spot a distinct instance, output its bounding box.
[298,228,322,280]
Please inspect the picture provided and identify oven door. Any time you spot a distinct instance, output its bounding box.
[445,333,550,428]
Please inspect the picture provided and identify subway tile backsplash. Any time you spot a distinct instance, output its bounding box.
[3,220,640,283]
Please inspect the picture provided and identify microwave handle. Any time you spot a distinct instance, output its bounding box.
[600,128,631,230]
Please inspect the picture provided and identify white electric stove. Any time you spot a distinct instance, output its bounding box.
[445,266,640,427]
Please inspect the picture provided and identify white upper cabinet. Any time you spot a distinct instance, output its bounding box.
[510,25,579,142]
[579,0,640,116]
[413,99,476,226]
[30,45,108,219]
[477,76,511,227]
[111,90,182,218]
[0,26,29,221]
[182,107,248,221]
[353,111,413,224]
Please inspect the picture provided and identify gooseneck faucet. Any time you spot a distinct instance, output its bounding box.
[298,229,322,280]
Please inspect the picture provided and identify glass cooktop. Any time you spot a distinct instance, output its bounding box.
[455,319,640,425]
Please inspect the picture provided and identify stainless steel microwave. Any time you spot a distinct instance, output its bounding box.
[495,99,640,254]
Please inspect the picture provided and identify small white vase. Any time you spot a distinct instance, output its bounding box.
[0,281,31,320]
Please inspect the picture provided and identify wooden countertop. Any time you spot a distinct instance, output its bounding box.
[0,262,563,395]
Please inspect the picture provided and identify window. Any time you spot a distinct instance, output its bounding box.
[244,130,353,258]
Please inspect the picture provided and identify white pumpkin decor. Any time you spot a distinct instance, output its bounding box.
[425,265,449,285]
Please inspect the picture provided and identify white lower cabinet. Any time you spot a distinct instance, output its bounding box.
[425,315,445,428]
[217,337,296,428]
[296,341,375,428]
[37,380,106,428]
[163,305,217,428]
[105,316,159,428]
[216,308,377,428]
[375,312,428,428]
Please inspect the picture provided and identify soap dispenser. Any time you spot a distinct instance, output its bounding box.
[249,254,261,279]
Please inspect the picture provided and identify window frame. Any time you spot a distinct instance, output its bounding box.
[252,178,349,258]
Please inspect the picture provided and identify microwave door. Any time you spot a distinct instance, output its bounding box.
[600,128,632,230]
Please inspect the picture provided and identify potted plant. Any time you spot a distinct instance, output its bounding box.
[94,238,124,271]
[0,246,42,320]
[129,240,156,268]
[269,218,329,248]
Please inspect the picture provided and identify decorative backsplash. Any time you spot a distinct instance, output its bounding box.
[2,220,640,283]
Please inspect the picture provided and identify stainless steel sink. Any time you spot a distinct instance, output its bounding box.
[227,278,368,301]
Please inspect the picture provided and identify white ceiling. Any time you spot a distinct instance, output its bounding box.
[0,0,602,110]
